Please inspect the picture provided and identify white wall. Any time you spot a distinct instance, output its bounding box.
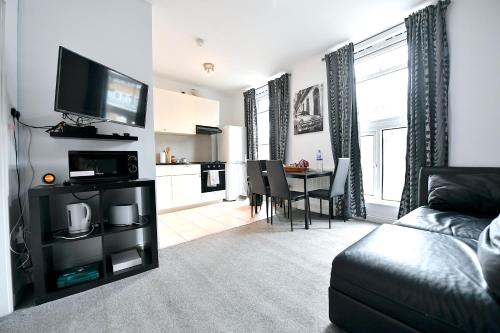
[155,133,212,162]
[0,0,17,318]
[17,0,155,185]
[7,0,153,308]
[447,0,500,166]
[4,0,16,107]
[223,91,245,128]
[287,55,333,170]
[284,52,392,220]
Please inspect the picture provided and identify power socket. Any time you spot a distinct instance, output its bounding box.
[10,107,20,120]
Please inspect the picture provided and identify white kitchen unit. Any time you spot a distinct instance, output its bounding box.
[154,88,219,134]
[201,190,225,203]
[156,164,202,211]
[194,96,219,127]
[156,175,173,211]
[171,174,201,207]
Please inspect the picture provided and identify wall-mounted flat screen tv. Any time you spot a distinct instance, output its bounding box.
[54,47,148,128]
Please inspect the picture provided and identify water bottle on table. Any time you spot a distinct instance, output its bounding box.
[316,149,323,171]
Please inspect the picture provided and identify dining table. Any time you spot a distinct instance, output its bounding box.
[263,169,334,229]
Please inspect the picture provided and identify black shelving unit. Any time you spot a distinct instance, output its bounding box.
[50,132,138,141]
[29,179,158,305]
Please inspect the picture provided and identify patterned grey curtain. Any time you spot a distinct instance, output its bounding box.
[325,43,366,219]
[268,73,290,162]
[244,89,258,160]
[398,0,450,218]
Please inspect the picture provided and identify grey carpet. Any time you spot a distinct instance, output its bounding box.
[0,212,377,333]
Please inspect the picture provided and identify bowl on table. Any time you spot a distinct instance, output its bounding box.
[284,165,308,172]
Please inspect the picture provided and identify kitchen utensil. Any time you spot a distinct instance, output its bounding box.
[166,147,172,164]
[109,204,139,226]
[66,202,91,234]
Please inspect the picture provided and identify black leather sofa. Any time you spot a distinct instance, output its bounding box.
[329,167,500,333]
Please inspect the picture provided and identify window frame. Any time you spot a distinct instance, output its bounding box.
[360,132,376,197]
[360,121,407,203]
[355,24,408,203]
[381,126,407,202]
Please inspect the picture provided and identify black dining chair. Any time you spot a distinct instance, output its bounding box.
[307,158,350,228]
[265,160,306,231]
[247,160,271,223]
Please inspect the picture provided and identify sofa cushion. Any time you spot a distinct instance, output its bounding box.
[395,206,492,240]
[428,174,500,217]
[330,225,500,333]
[478,215,500,298]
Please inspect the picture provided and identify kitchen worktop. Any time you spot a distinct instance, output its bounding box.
[156,161,226,165]
[156,162,200,165]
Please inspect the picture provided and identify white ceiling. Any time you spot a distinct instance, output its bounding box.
[152,0,428,92]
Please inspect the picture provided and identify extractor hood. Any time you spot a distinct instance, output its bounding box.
[196,125,222,135]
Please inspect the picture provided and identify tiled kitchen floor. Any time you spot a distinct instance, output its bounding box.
[157,199,269,249]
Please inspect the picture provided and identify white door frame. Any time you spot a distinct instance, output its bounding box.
[0,0,14,317]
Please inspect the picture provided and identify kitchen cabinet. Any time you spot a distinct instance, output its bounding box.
[171,174,202,207]
[154,88,219,135]
[156,164,200,176]
[194,97,219,128]
[156,165,202,211]
[156,175,173,210]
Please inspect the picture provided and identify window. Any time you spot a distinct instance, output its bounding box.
[255,87,270,160]
[360,135,375,196]
[355,24,408,202]
[382,127,407,201]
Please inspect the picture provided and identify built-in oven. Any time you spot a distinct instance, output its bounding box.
[200,162,226,194]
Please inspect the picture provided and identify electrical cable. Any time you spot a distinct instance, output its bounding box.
[61,113,106,127]
[13,118,23,226]
[16,121,31,269]
[8,125,29,256]
[53,224,96,240]
[8,108,90,268]
[64,112,108,126]
[71,192,99,201]
[13,108,105,132]
[17,119,53,129]
[62,113,81,125]
[10,116,32,269]
[9,108,106,269]
[18,127,35,269]
[113,216,149,227]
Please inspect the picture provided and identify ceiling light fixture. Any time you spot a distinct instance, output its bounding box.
[203,63,215,76]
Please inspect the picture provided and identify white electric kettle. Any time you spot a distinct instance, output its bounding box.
[66,202,91,234]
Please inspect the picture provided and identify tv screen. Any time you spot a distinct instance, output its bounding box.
[54,47,148,128]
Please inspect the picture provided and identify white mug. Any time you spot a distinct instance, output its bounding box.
[66,202,91,234]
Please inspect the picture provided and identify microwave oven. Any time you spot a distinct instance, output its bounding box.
[68,151,138,183]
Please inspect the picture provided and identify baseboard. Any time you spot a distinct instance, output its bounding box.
[291,200,396,224]
[158,200,223,214]
[363,215,396,224]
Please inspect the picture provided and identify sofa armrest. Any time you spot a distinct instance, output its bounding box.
[418,167,500,207]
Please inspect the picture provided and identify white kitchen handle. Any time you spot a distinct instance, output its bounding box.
[82,202,91,224]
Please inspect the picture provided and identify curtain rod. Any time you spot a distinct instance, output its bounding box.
[252,73,292,91]
[320,22,405,61]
